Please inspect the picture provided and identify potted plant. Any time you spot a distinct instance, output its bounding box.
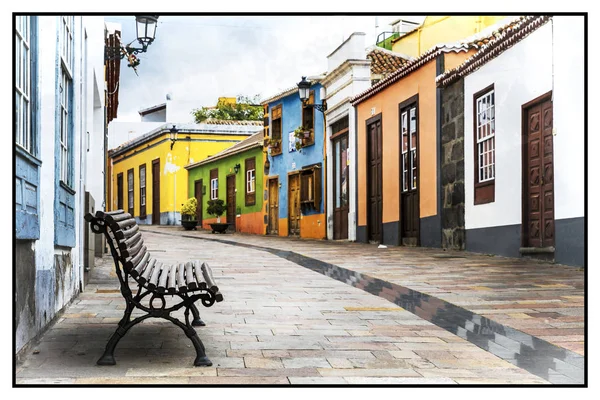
[267,138,281,153]
[207,199,229,233]
[180,198,198,230]
[293,125,312,150]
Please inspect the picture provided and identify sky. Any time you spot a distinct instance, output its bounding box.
[105,15,425,123]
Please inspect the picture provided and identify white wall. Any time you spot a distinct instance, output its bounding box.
[464,18,584,230]
[108,121,164,149]
[327,32,367,72]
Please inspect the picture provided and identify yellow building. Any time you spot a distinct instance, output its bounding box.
[390,16,508,57]
[107,121,262,224]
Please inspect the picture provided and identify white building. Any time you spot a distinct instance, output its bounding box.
[15,15,118,354]
[322,33,410,241]
[437,16,584,266]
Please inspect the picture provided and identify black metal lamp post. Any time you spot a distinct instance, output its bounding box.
[169,125,179,150]
[105,15,160,61]
[297,76,327,112]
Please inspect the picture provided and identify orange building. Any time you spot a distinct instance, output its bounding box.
[351,31,505,246]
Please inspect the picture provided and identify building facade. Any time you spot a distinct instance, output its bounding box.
[107,122,261,225]
[262,79,326,239]
[437,16,584,266]
[15,15,112,354]
[185,133,264,233]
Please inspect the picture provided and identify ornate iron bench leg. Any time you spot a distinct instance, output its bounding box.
[164,313,212,367]
[190,303,206,327]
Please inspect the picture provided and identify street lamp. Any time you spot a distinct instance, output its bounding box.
[169,125,179,150]
[105,15,160,61]
[297,76,327,112]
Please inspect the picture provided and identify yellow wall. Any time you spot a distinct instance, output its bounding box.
[109,132,248,221]
[392,16,506,57]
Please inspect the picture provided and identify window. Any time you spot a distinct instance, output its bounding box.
[245,157,256,206]
[473,86,495,204]
[128,169,134,215]
[59,15,73,187]
[301,91,315,146]
[139,164,146,217]
[300,164,322,210]
[270,104,282,156]
[400,105,418,193]
[15,15,32,154]
[210,169,218,200]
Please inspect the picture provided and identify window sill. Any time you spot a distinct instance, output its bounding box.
[59,181,76,195]
[474,180,494,205]
[16,145,42,166]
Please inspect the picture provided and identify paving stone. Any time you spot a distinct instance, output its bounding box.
[317,368,421,377]
[282,358,332,368]
[244,357,284,368]
[188,376,290,384]
[288,377,347,384]
[217,368,319,377]
[343,377,457,384]
[125,367,217,377]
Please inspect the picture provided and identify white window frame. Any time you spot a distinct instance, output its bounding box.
[140,166,146,207]
[210,178,218,200]
[59,15,73,187]
[15,15,32,153]
[476,89,496,183]
[246,169,256,194]
[128,169,134,212]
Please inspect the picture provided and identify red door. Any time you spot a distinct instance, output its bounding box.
[194,179,203,227]
[367,118,382,243]
[400,102,419,246]
[523,96,555,248]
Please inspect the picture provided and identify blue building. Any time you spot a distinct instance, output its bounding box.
[262,77,327,239]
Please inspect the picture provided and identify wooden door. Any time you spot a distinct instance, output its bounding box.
[333,134,349,240]
[194,179,203,226]
[267,178,279,235]
[226,175,236,230]
[117,173,123,210]
[152,159,160,225]
[400,103,420,246]
[523,96,554,248]
[367,118,382,243]
[288,173,301,236]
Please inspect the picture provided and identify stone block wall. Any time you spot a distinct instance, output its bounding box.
[441,78,465,249]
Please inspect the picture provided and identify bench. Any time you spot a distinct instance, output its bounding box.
[85,210,223,367]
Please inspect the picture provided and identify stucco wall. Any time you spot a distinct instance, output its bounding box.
[463,20,584,230]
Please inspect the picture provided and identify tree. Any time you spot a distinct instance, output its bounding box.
[191,95,263,123]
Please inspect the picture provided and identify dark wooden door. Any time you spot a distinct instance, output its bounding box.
[524,97,554,248]
[367,118,382,243]
[194,179,203,226]
[117,173,123,210]
[267,178,279,235]
[288,173,301,236]
[400,103,419,246]
[152,159,160,225]
[333,134,349,240]
[226,175,236,230]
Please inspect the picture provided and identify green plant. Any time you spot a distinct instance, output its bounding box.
[207,199,226,222]
[191,94,263,123]
[181,197,198,220]
[267,138,281,147]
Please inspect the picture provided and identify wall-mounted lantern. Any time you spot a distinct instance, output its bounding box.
[105,15,160,65]
[169,125,179,150]
[297,76,327,112]
[234,163,241,174]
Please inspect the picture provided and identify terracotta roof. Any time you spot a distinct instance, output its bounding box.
[366,47,413,76]
[436,16,551,87]
[185,132,264,170]
[203,119,263,126]
[351,16,527,106]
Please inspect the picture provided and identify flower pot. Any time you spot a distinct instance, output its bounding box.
[209,223,230,234]
[181,220,197,230]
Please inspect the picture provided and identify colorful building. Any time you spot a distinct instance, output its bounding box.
[185,132,264,234]
[436,16,584,266]
[350,21,520,247]
[389,15,508,58]
[262,78,327,239]
[107,121,261,225]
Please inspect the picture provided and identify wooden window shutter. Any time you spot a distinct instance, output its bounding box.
[139,164,146,218]
[245,157,256,206]
[314,165,321,210]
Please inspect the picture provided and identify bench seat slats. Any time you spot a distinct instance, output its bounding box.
[121,237,144,259]
[130,252,151,278]
[185,262,197,290]
[119,232,143,252]
[201,262,219,293]
[193,261,208,290]
[105,212,133,223]
[139,258,157,284]
[148,262,163,290]
[177,263,187,293]
[124,246,148,272]
[157,264,171,294]
[115,224,139,240]
[167,264,178,295]
[113,218,137,231]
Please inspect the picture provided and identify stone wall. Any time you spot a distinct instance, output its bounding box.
[440,78,465,249]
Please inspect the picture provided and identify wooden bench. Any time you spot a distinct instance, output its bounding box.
[85,210,223,367]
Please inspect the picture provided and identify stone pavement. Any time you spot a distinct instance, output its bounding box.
[15,227,584,385]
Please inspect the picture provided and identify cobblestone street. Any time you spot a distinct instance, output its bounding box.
[15,227,584,385]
